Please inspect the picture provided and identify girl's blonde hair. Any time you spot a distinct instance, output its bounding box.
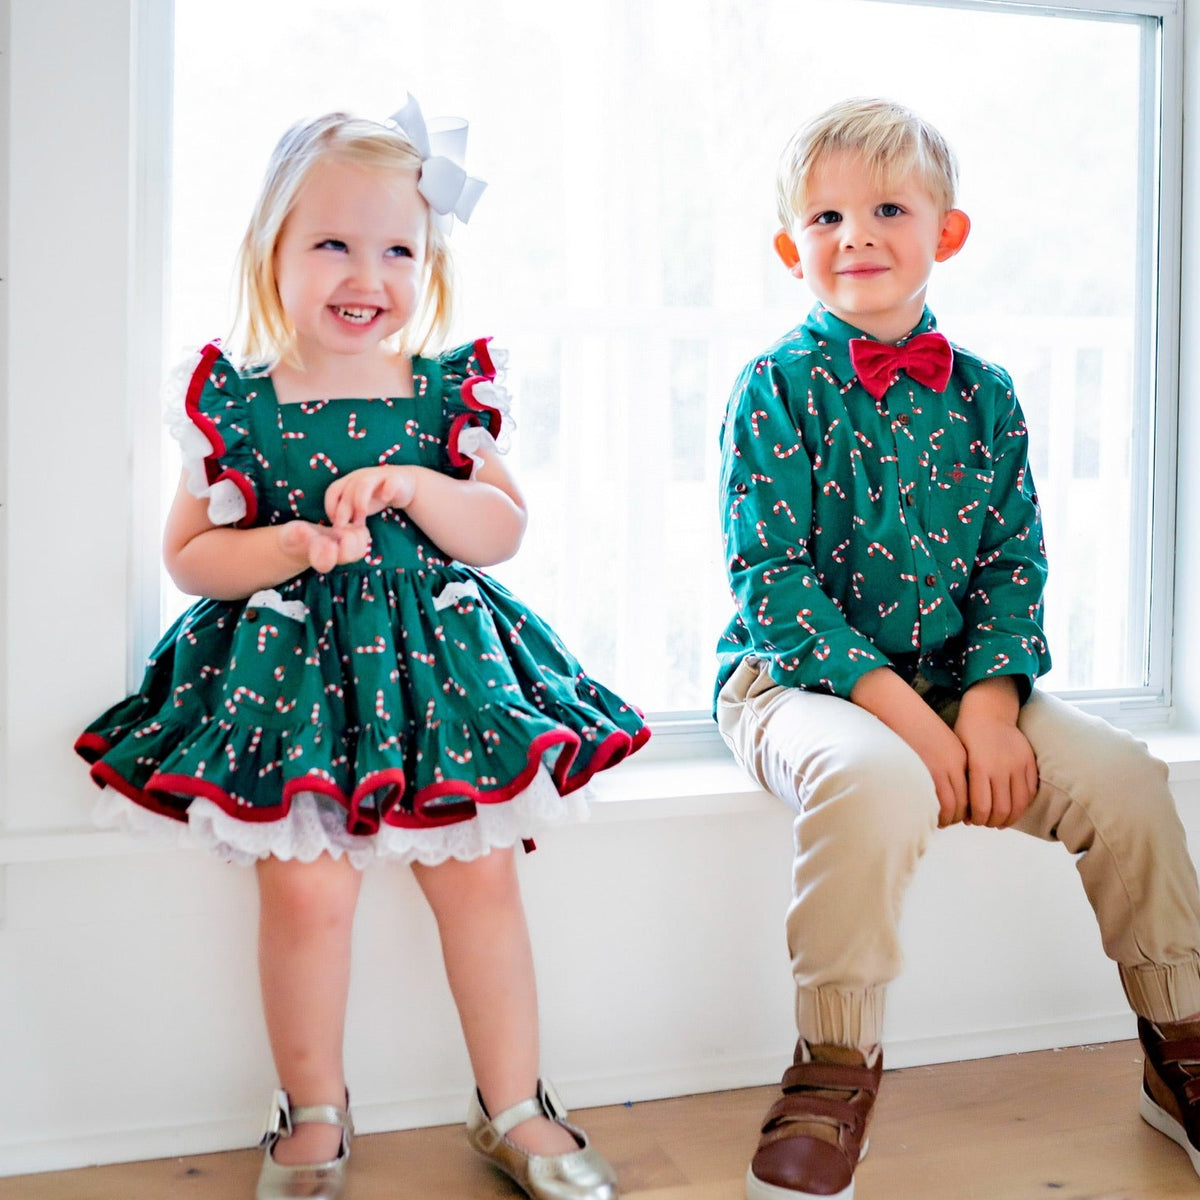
[230,112,454,368]
[777,98,959,229]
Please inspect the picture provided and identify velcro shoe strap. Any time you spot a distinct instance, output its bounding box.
[762,1093,859,1134]
[781,1062,879,1094]
[1158,1037,1200,1065]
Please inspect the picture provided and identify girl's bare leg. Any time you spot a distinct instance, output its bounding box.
[413,849,578,1155]
[256,853,362,1164]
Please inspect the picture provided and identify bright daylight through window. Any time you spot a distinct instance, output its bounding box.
[167,0,1171,719]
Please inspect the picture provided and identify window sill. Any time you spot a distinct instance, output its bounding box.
[7,724,1200,865]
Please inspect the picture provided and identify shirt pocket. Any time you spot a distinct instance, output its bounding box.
[925,460,995,550]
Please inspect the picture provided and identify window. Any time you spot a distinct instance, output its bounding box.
[166,0,1179,721]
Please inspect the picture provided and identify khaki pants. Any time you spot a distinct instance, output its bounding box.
[717,657,1200,1048]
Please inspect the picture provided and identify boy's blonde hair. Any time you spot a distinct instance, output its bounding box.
[777,98,959,229]
[230,112,454,369]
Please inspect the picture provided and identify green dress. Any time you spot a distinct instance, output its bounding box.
[76,338,648,865]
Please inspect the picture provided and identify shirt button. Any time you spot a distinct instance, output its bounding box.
[734,482,748,494]
[244,608,259,621]
[905,494,914,507]
[898,413,911,426]
[924,574,937,587]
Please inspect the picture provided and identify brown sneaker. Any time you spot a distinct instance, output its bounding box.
[1139,1015,1200,1177]
[746,1039,882,1200]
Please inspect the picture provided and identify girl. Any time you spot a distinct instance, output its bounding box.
[75,96,647,1200]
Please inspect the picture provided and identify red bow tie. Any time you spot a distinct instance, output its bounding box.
[849,331,954,401]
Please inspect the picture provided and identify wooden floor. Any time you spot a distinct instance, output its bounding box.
[4,1040,1199,1199]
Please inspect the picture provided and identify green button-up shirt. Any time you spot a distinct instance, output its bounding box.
[715,305,1051,707]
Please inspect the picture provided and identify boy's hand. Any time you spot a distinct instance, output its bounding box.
[953,676,1039,828]
[851,668,969,827]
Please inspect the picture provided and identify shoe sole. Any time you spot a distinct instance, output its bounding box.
[1139,1087,1200,1179]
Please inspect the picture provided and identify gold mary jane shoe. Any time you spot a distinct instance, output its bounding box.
[256,1088,354,1200]
[466,1079,619,1200]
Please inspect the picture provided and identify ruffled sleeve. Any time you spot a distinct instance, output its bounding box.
[164,341,260,527]
[439,337,514,478]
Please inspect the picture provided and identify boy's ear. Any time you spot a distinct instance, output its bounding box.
[774,228,804,277]
[935,209,971,262]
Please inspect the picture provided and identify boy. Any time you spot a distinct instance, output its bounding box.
[715,97,1200,1200]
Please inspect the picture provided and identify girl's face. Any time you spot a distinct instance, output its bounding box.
[274,158,428,368]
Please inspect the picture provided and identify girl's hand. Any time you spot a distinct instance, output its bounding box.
[277,519,371,575]
[324,466,417,527]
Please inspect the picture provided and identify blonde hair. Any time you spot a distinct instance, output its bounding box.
[777,98,959,229]
[230,112,454,368]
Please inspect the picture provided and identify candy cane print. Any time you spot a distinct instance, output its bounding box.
[775,439,804,459]
[310,703,322,726]
[378,443,405,463]
[831,538,851,564]
[375,690,390,722]
[347,412,366,439]
[867,484,883,503]
[773,499,797,524]
[1011,565,1029,586]
[443,677,468,698]
[509,614,528,644]
[811,365,838,388]
[986,652,1011,675]
[749,409,769,437]
[919,597,944,616]
[228,686,266,709]
[960,382,981,403]
[411,650,437,665]
[282,429,306,440]
[750,472,774,484]
[878,600,900,619]
[256,624,279,653]
[813,641,831,661]
[482,729,501,750]
[755,596,773,626]
[851,571,865,600]
[378,732,403,750]
[928,427,944,450]
[755,520,771,549]
[795,609,818,635]
[133,721,164,739]
[823,418,840,445]
[309,452,339,475]
[356,636,387,654]
[258,758,282,778]
[977,547,1002,569]
[822,480,846,500]
[929,527,950,544]
[247,726,264,754]
[173,682,192,707]
[299,400,329,415]
[847,646,875,662]
[225,744,238,771]
[287,489,305,516]
[275,697,297,713]
[958,498,980,523]
[287,744,305,761]
[866,541,895,561]
[445,745,473,765]
[899,572,917,583]
[806,389,820,417]
[424,698,441,729]
[252,447,271,471]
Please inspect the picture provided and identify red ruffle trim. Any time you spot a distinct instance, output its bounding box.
[77,721,649,839]
[185,341,258,528]
[447,336,506,472]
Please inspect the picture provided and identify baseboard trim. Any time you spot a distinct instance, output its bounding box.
[0,1011,1137,1178]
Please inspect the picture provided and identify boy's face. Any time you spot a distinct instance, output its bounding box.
[777,149,969,344]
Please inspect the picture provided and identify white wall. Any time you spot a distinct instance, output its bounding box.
[3,0,1200,1178]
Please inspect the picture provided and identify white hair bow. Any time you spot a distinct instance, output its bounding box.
[388,93,486,230]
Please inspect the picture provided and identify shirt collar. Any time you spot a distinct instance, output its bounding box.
[795,304,940,387]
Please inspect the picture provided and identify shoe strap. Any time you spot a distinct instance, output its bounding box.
[262,1089,355,1144]
[483,1079,569,1140]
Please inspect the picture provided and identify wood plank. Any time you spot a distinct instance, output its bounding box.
[2,1041,1197,1198]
